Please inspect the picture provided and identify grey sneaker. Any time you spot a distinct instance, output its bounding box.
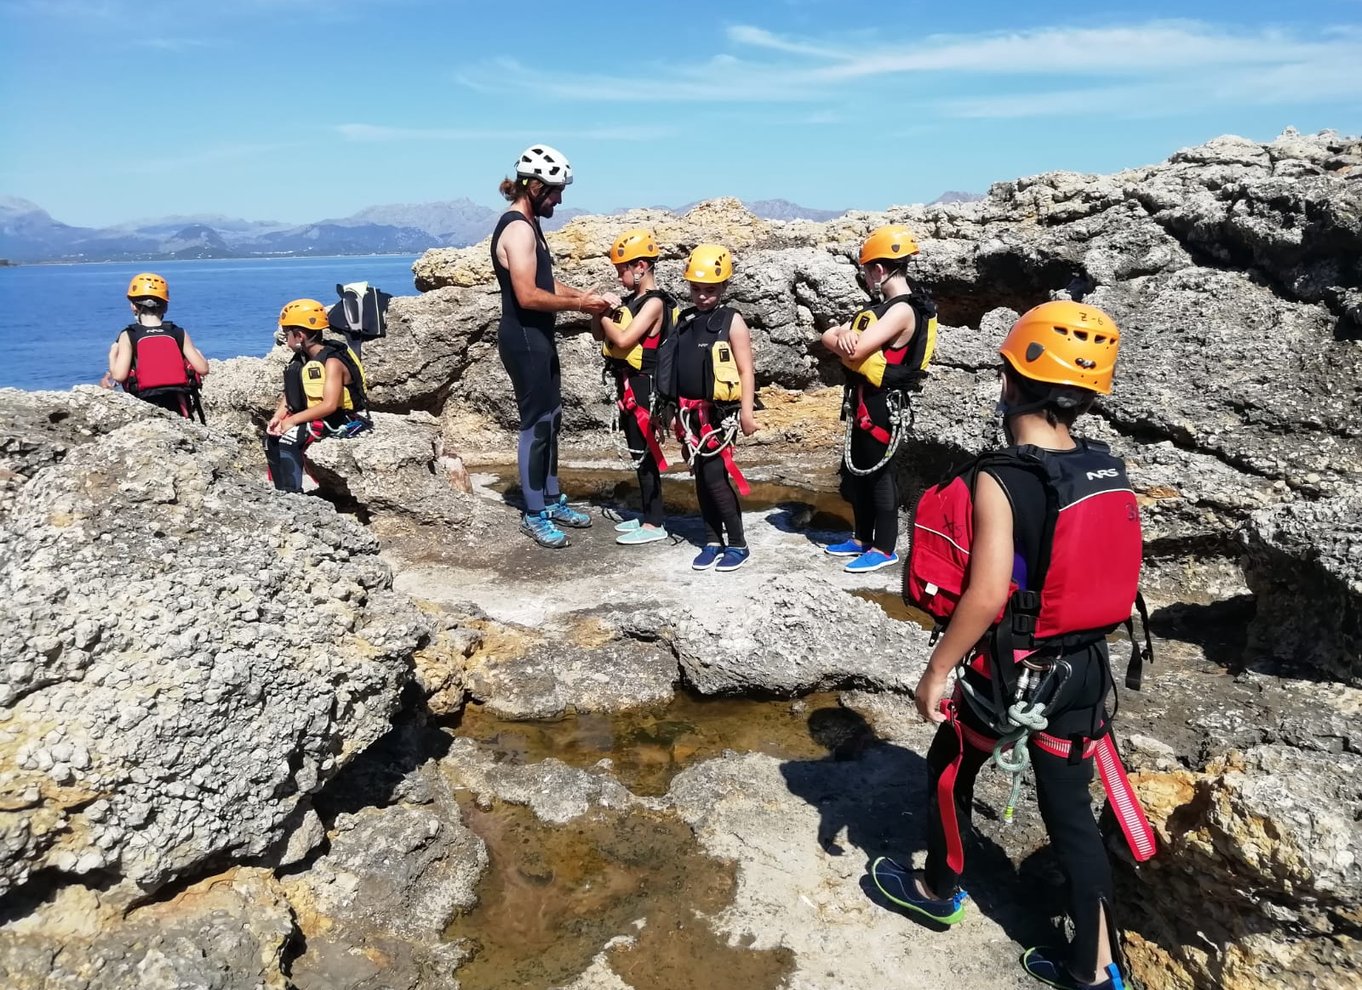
[521,510,569,548]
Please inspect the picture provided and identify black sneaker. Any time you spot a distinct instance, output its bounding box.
[1020,947,1126,990]
[870,857,967,925]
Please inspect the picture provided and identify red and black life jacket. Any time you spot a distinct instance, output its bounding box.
[904,440,1151,695]
[122,321,205,423]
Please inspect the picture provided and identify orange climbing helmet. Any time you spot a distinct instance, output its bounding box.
[126,272,169,302]
[611,228,659,265]
[278,298,330,332]
[858,225,919,266]
[999,300,1120,395]
[684,244,732,284]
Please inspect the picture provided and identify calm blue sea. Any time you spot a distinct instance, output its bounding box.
[0,255,421,390]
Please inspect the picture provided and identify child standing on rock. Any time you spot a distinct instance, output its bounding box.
[819,226,936,574]
[593,228,675,546]
[657,244,757,572]
[875,301,1152,990]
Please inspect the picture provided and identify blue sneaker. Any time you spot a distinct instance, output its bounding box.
[614,517,642,533]
[544,494,591,529]
[1020,947,1126,990]
[844,549,899,574]
[870,857,968,925]
[715,546,751,572]
[692,544,724,570]
[824,538,866,557]
[520,510,569,549]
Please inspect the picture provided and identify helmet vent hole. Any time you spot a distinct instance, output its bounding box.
[1073,330,1089,341]
[1076,358,1097,369]
[1025,342,1045,362]
[1052,326,1069,337]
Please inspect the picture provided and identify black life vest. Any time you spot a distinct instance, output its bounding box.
[661,305,742,404]
[283,340,368,425]
[602,289,679,375]
[903,440,1150,690]
[841,292,938,391]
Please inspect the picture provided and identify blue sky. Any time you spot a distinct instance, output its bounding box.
[2,0,1359,227]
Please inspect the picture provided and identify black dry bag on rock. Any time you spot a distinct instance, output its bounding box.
[328,282,391,341]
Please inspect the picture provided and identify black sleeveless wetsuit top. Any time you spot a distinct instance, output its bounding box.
[491,210,555,339]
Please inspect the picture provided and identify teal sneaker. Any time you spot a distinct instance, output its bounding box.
[844,549,899,574]
[1020,947,1126,990]
[870,857,968,925]
[521,510,569,549]
[614,517,642,533]
[544,494,591,529]
[617,525,667,546]
[715,546,751,572]
[824,538,866,557]
[692,544,724,570]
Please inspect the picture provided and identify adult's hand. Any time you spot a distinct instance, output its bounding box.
[578,293,612,317]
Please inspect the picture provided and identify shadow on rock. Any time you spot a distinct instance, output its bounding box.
[762,501,854,551]
[779,706,1063,953]
[1147,594,1255,674]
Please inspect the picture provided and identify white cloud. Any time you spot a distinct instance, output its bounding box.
[334,123,677,142]
[457,19,1362,117]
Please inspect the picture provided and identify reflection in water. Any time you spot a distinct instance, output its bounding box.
[455,691,847,797]
[446,693,851,989]
[447,799,798,990]
[476,464,854,534]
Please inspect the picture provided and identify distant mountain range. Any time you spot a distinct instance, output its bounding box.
[0,192,976,264]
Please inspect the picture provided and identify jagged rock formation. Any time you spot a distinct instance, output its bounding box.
[3,130,1361,990]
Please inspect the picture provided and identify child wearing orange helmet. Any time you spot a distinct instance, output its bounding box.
[820,225,936,573]
[594,228,676,546]
[875,300,1149,990]
[106,272,210,420]
[265,299,370,492]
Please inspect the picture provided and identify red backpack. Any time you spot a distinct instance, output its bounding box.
[904,440,1151,695]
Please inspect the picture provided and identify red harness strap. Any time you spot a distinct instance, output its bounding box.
[936,697,1157,874]
[618,375,669,471]
[855,383,892,445]
[677,398,750,496]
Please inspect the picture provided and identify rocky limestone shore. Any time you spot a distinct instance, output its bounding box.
[2,130,1360,990]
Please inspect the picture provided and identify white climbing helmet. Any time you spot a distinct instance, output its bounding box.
[515,144,573,187]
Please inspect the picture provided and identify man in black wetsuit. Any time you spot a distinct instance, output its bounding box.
[491,144,612,548]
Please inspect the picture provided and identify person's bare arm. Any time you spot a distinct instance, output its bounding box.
[730,314,758,436]
[914,471,1014,722]
[181,332,210,376]
[109,332,133,382]
[601,298,662,350]
[498,221,608,315]
[842,302,915,361]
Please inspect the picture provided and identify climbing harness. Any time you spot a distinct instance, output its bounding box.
[841,384,914,476]
[676,398,749,496]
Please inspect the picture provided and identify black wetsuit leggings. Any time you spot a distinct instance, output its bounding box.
[839,387,898,552]
[620,371,664,527]
[498,325,562,513]
[925,647,1116,983]
[693,453,744,547]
